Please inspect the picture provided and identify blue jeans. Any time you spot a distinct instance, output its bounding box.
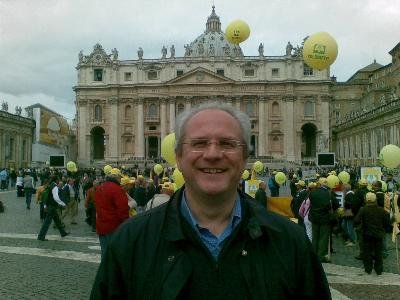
[25,188,33,208]
[99,233,114,260]
[342,218,356,242]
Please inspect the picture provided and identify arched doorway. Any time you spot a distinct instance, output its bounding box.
[147,136,159,158]
[91,127,105,160]
[301,123,317,158]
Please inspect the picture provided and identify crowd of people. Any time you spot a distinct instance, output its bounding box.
[284,170,399,275]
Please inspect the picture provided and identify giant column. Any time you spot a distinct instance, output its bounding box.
[169,98,176,132]
[136,98,145,157]
[108,96,119,162]
[185,96,192,110]
[160,98,167,141]
[78,99,88,164]
[284,95,296,161]
[258,97,266,156]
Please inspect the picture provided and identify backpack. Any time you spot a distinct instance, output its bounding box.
[41,183,55,206]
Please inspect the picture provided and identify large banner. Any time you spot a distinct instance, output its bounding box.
[40,108,69,145]
[360,167,382,184]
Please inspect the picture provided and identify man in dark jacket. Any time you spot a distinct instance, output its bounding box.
[91,102,331,299]
[308,178,332,262]
[254,181,267,209]
[354,192,391,275]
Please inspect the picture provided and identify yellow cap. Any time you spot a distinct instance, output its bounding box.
[120,176,135,186]
[365,192,377,204]
[318,177,328,186]
[295,180,306,187]
[109,168,122,176]
[308,182,317,189]
[161,182,174,191]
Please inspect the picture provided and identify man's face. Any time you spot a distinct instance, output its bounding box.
[176,109,247,198]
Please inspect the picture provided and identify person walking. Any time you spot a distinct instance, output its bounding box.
[37,175,69,241]
[36,178,49,222]
[91,102,331,299]
[23,172,35,209]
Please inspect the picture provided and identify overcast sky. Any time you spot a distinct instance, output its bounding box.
[1,0,399,121]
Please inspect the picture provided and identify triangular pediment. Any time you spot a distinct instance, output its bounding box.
[166,67,234,85]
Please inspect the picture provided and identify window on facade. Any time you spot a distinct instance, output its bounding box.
[147,70,158,80]
[94,104,102,121]
[149,126,157,130]
[125,105,132,119]
[272,136,280,152]
[177,103,185,115]
[245,102,255,117]
[272,102,280,116]
[124,72,132,81]
[176,70,183,77]
[304,101,314,116]
[335,111,340,121]
[303,64,313,76]
[244,69,255,77]
[94,69,103,81]
[148,103,157,118]
[272,68,279,77]
[125,137,133,153]
[216,69,224,76]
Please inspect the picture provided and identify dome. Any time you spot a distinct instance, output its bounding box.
[184,6,244,59]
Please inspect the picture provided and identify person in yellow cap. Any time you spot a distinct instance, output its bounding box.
[354,192,391,275]
[308,177,333,263]
[353,177,370,260]
[146,182,174,211]
[291,180,308,221]
[95,168,129,259]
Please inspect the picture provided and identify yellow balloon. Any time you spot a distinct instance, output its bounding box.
[225,19,250,44]
[173,168,185,190]
[253,161,263,173]
[303,31,338,70]
[66,161,76,172]
[338,171,350,184]
[242,170,250,180]
[275,172,286,185]
[103,165,112,175]
[379,144,400,169]
[161,133,176,166]
[326,175,340,189]
[153,164,164,176]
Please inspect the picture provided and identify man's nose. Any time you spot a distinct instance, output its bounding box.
[203,142,223,157]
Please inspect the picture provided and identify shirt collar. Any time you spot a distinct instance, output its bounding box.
[180,191,242,230]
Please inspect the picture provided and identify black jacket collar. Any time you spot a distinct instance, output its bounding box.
[162,187,283,243]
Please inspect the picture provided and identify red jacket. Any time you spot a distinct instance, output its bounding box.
[95,180,129,235]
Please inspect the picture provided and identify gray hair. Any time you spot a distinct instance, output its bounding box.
[174,101,251,157]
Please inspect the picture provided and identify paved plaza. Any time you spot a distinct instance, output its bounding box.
[0,186,399,299]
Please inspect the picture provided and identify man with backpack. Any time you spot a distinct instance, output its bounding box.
[37,175,69,241]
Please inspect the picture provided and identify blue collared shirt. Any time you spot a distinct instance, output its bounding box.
[180,192,242,260]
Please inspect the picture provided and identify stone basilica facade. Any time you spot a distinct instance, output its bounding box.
[74,7,333,167]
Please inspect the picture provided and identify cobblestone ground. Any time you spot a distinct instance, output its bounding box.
[0,184,399,299]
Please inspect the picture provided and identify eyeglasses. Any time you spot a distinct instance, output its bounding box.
[180,138,246,153]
